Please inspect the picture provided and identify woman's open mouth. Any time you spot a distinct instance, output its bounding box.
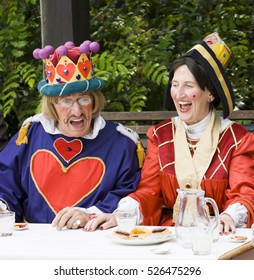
[179,101,192,111]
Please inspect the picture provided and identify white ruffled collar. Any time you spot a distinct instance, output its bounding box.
[183,112,212,140]
[22,113,106,139]
[174,111,232,140]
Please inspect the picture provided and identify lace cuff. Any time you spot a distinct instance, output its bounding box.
[222,203,248,227]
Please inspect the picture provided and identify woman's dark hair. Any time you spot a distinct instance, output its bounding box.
[169,57,220,108]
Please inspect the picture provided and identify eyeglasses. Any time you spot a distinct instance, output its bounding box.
[56,96,92,108]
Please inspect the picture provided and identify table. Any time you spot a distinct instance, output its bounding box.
[0,224,253,260]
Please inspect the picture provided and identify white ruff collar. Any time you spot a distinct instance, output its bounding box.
[174,111,232,140]
[22,113,106,139]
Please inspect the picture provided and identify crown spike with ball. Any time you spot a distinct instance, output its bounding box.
[33,40,101,84]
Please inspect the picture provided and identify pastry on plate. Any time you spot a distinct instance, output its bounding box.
[13,223,29,230]
[230,235,247,241]
[151,227,171,236]
[130,227,151,238]
[113,230,132,240]
[113,227,172,240]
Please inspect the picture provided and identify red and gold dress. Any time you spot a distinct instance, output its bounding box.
[129,116,254,228]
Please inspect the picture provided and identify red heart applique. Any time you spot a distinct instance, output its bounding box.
[56,62,76,81]
[31,151,105,213]
[78,60,92,79]
[54,138,82,163]
[45,62,55,83]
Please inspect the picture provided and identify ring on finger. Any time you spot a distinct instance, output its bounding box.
[74,218,81,226]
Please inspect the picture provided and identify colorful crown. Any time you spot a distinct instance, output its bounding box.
[33,40,104,96]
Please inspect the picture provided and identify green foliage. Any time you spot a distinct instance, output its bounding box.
[0,0,41,137]
[0,0,253,138]
[90,0,175,111]
[90,0,254,111]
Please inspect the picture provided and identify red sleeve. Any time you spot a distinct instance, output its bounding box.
[225,132,254,227]
[129,126,163,225]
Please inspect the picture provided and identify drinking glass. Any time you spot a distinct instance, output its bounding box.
[115,208,137,232]
[0,211,15,237]
[191,226,213,255]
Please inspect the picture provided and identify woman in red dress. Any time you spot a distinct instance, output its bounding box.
[85,33,254,235]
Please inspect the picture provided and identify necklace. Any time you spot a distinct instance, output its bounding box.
[187,138,198,151]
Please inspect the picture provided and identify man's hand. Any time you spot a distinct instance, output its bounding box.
[52,207,89,230]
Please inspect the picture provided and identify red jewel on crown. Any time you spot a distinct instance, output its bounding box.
[33,40,100,84]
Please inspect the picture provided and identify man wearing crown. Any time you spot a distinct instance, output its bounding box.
[0,41,142,230]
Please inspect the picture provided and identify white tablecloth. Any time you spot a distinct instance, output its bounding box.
[0,224,252,260]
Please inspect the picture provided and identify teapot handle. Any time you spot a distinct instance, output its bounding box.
[205,197,220,231]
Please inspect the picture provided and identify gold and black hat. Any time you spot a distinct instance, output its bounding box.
[164,32,235,118]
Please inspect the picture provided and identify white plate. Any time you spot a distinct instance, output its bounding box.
[13,223,29,231]
[108,230,175,246]
[109,235,173,245]
[228,235,248,243]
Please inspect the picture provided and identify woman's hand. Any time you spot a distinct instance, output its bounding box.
[219,213,236,235]
[84,213,117,232]
[52,206,89,230]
